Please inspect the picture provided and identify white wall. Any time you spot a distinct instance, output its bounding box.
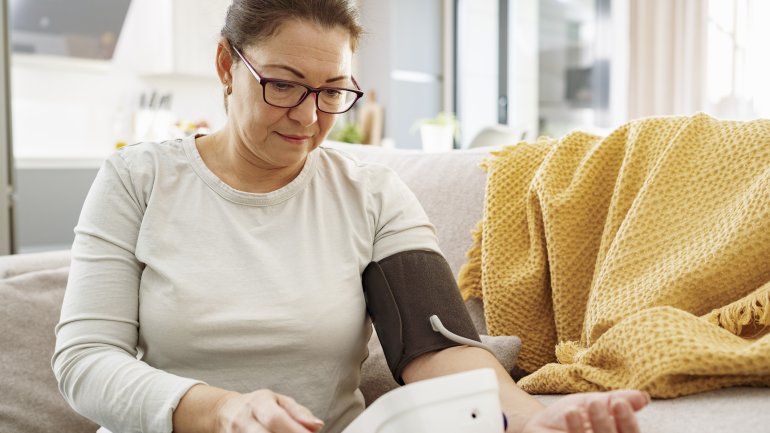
[356,0,392,120]
[355,0,445,149]
[11,55,226,162]
[11,0,230,163]
[10,56,228,253]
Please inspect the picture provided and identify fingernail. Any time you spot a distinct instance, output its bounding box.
[303,415,324,427]
[613,400,630,416]
[588,399,603,416]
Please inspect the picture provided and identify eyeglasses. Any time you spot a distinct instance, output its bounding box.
[231,45,364,114]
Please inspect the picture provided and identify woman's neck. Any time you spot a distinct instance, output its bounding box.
[195,131,306,194]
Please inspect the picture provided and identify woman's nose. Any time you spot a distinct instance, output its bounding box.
[288,92,319,126]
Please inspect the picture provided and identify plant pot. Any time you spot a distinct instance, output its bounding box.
[420,124,454,152]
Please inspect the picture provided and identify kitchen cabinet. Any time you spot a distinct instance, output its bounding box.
[112,0,231,77]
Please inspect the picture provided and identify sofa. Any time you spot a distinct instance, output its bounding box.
[2,141,769,433]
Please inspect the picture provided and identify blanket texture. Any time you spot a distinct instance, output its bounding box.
[458,113,770,397]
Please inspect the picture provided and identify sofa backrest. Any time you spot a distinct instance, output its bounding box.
[322,141,493,277]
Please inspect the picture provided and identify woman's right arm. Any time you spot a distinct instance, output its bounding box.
[54,151,324,433]
[53,153,206,433]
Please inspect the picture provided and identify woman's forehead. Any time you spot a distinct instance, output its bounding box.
[247,20,353,76]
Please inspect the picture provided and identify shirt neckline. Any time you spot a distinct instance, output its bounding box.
[183,134,318,207]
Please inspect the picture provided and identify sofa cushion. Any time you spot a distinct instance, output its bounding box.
[0,250,98,433]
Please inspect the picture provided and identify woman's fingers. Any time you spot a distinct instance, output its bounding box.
[565,409,586,433]
[215,389,322,433]
[572,393,643,433]
[252,399,314,433]
[612,400,641,433]
[277,394,325,431]
[587,399,618,433]
[254,404,310,433]
[606,390,651,411]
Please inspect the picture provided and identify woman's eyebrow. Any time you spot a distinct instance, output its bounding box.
[263,64,348,84]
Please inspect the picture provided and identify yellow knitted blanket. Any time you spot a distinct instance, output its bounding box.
[458,113,770,398]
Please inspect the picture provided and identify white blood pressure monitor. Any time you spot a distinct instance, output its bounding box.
[342,368,505,433]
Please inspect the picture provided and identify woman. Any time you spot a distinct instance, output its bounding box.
[53,1,649,432]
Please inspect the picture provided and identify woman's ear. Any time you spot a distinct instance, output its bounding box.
[215,39,234,85]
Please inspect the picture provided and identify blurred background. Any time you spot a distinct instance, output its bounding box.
[0,0,768,253]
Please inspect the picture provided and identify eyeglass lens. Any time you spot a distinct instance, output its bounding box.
[264,81,358,113]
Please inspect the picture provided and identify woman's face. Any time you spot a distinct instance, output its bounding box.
[227,20,354,170]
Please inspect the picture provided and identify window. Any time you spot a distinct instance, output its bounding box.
[538,0,612,137]
[454,0,617,146]
[455,0,501,148]
[706,0,770,118]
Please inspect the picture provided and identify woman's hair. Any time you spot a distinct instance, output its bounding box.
[221,0,363,52]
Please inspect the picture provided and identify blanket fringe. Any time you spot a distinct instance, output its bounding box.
[555,340,588,364]
[704,282,770,337]
[458,220,484,301]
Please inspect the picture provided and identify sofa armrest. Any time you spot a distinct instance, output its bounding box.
[0,249,70,279]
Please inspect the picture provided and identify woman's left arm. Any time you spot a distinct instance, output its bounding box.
[402,346,649,433]
[368,167,649,432]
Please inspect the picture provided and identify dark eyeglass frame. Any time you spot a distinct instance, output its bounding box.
[231,45,364,114]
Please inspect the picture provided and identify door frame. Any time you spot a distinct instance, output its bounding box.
[0,0,16,254]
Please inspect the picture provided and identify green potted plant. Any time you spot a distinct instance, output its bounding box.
[413,112,460,152]
[329,122,363,144]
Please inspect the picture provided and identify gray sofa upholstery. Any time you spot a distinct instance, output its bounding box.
[1,142,768,433]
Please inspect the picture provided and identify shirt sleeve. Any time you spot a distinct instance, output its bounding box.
[52,151,204,433]
[367,165,443,262]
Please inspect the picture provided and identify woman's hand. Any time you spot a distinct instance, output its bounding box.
[214,389,325,433]
[520,390,650,433]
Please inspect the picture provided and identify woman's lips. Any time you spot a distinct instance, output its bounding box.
[277,132,312,144]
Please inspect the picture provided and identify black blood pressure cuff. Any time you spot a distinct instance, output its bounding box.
[362,250,481,384]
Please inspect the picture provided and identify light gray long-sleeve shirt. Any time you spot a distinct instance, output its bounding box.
[53,136,440,433]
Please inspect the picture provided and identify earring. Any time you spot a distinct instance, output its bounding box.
[224,83,232,95]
